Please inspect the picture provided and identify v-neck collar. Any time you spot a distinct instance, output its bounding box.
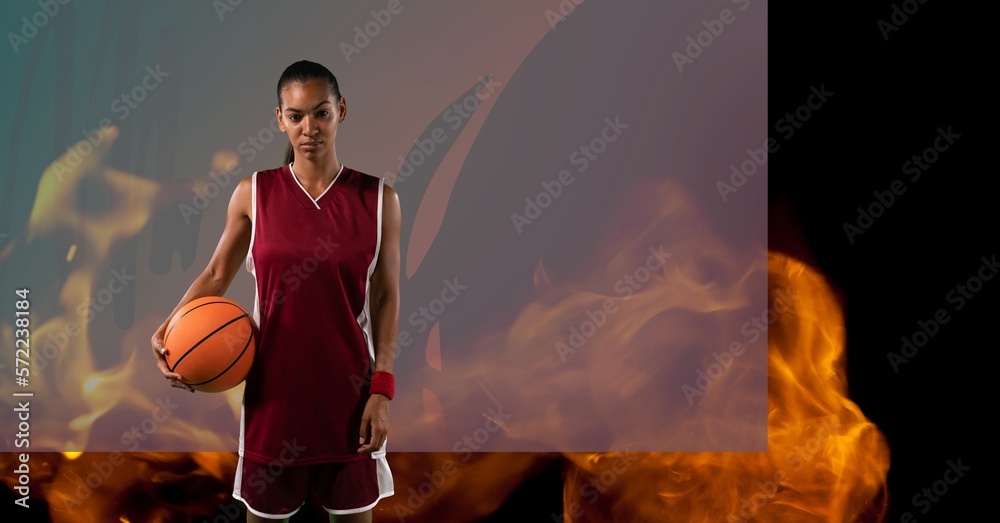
[287,162,345,209]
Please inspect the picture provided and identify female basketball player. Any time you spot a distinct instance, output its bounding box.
[151,60,400,522]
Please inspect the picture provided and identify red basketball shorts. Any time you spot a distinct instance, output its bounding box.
[233,453,393,518]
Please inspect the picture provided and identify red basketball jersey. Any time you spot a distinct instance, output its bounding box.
[242,163,384,464]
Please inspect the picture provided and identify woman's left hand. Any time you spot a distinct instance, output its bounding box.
[358,393,390,453]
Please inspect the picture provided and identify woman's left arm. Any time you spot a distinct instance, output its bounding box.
[359,183,401,453]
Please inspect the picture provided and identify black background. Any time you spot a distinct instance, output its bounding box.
[768,0,987,521]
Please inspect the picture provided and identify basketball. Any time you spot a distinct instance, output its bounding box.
[163,296,257,393]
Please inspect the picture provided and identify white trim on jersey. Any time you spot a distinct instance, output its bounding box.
[288,162,344,209]
[247,171,261,327]
[244,171,257,276]
[241,172,258,466]
[356,177,385,369]
[350,177,393,505]
[238,400,246,457]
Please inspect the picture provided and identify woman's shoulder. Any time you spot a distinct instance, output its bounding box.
[343,165,388,190]
[254,164,289,177]
[345,165,378,180]
[348,168,397,202]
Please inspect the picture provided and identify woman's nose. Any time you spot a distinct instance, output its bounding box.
[303,117,317,134]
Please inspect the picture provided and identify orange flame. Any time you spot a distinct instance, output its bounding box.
[552,253,890,523]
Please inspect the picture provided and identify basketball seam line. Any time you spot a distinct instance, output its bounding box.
[165,300,243,343]
[187,330,254,387]
[168,314,248,374]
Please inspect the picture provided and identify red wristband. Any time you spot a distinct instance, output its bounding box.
[370,370,395,400]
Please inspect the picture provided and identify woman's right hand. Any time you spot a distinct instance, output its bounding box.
[151,324,195,393]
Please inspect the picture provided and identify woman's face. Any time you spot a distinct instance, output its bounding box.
[276,79,345,162]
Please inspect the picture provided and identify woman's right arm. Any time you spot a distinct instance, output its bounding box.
[151,176,254,392]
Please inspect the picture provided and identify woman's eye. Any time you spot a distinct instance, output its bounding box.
[318,111,329,117]
[289,115,301,122]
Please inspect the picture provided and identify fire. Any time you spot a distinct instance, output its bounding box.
[554,253,890,523]
[1,126,243,454]
[0,130,888,520]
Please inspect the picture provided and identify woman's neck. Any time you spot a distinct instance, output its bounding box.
[292,155,341,185]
